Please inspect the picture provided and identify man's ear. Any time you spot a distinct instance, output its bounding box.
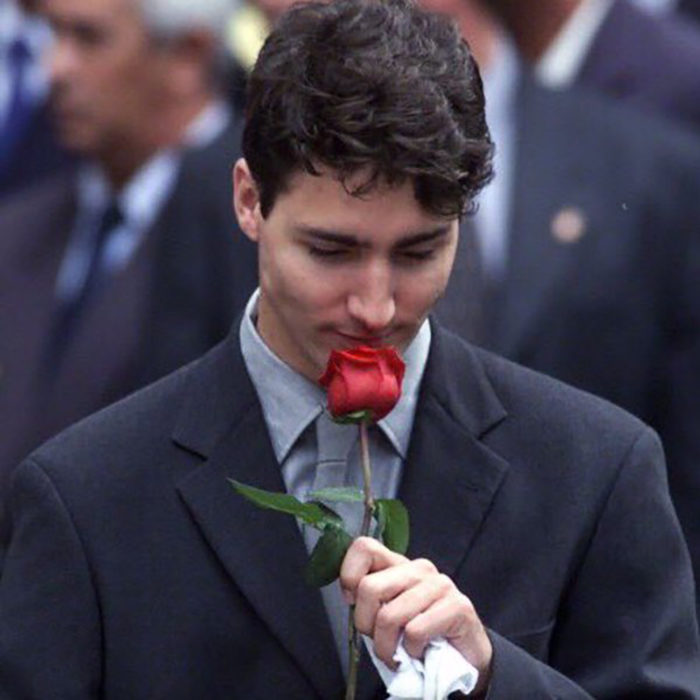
[233,158,262,242]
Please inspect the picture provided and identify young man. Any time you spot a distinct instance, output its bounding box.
[0,0,698,697]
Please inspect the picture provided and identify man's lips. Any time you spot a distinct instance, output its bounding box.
[333,331,392,346]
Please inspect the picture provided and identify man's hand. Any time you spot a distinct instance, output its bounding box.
[339,537,493,694]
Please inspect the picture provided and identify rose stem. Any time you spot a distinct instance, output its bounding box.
[359,420,375,535]
[346,419,375,700]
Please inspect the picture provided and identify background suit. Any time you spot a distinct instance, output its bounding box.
[0,118,258,496]
[0,323,697,697]
[679,0,700,23]
[0,102,74,199]
[578,0,700,128]
[439,78,700,609]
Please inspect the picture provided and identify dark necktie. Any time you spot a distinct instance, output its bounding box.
[1,37,32,163]
[309,412,359,544]
[46,201,124,370]
[75,201,124,309]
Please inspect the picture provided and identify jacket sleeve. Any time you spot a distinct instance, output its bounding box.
[0,458,102,699]
[486,427,700,698]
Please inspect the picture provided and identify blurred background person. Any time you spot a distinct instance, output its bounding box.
[0,0,73,197]
[424,0,700,611]
[480,0,700,131]
[224,0,301,113]
[0,0,257,503]
[678,0,700,22]
[634,0,700,23]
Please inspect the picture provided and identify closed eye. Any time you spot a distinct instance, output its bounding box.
[396,248,437,262]
[307,245,352,259]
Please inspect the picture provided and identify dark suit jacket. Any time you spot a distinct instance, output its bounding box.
[456,78,700,612]
[679,0,700,24]
[578,0,700,129]
[0,323,698,698]
[0,101,74,200]
[0,117,258,495]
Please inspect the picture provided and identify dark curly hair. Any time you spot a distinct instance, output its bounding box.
[243,0,493,218]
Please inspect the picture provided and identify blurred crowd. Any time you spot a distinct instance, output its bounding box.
[1,0,700,614]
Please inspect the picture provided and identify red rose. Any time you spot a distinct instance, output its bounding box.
[319,346,406,423]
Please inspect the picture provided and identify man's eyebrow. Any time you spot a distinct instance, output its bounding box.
[395,225,452,247]
[294,225,452,246]
[295,227,360,245]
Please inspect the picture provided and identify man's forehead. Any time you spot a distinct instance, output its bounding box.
[266,167,457,242]
[271,170,452,223]
[279,167,428,211]
[43,0,136,26]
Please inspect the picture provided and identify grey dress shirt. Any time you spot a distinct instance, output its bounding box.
[239,289,431,674]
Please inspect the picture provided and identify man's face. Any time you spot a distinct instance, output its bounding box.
[42,0,174,157]
[234,161,459,382]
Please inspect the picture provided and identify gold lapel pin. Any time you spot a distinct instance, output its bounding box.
[551,206,587,244]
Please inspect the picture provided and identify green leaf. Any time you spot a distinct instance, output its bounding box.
[331,409,372,425]
[307,487,364,504]
[305,526,353,587]
[307,501,344,527]
[375,499,410,554]
[230,480,339,530]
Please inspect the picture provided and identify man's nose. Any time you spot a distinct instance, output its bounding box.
[347,260,396,331]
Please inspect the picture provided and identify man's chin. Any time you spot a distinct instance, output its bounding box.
[51,111,97,153]
[54,126,96,155]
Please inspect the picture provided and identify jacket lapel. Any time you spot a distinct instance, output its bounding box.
[358,325,510,700]
[577,0,644,99]
[173,333,344,699]
[400,332,509,573]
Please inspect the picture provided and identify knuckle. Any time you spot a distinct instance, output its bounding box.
[435,573,454,594]
[374,605,396,632]
[458,592,476,616]
[413,558,438,575]
[404,618,429,649]
[356,536,379,553]
[374,603,405,633]
[451,593,478,631]
[356,576,379,602]
[353,614,373,636]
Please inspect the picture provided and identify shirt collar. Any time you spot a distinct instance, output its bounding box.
[535,0,614,88]
[239,290,326,464]
[482,32,520,126]
[183,99,231,148]
[76,149,180,234]
[239,289,431,464]
[380,319,430,459]
[472,32,520,280]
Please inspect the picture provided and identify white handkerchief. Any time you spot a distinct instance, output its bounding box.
[363,634,479,699]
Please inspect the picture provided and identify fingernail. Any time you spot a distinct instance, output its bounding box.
[342,588,354,604]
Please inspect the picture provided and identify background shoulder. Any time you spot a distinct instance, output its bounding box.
[18,351,202,491]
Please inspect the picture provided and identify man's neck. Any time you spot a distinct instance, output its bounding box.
[497,0,585,62]
[454,2,502,70]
